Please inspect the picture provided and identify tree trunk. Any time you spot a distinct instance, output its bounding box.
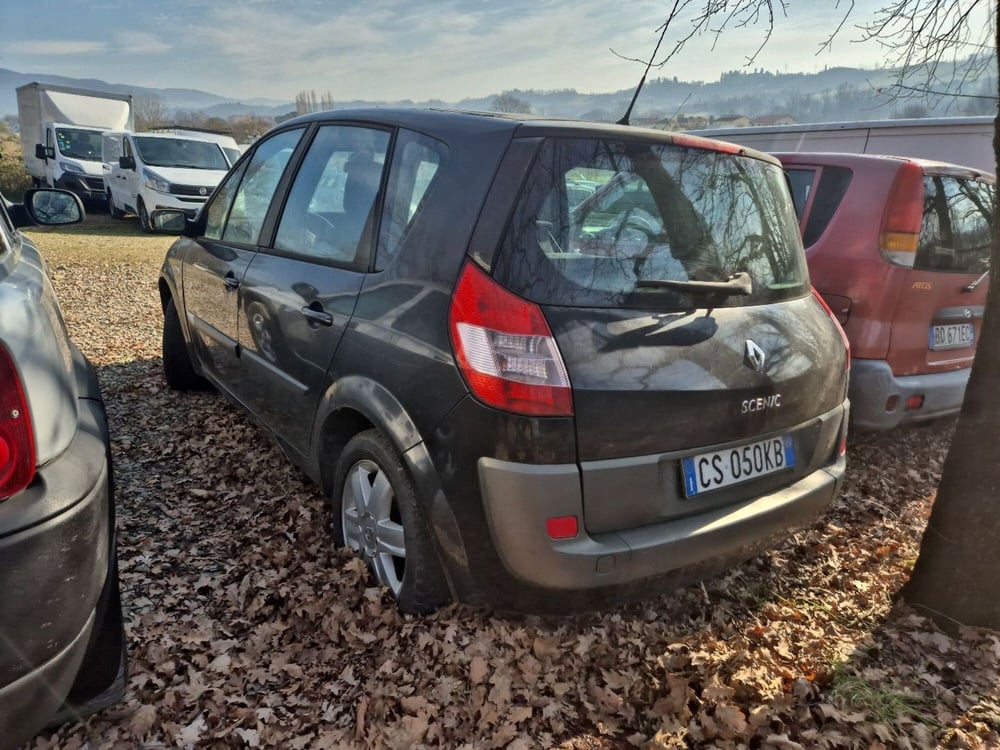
[901,20,1000,632]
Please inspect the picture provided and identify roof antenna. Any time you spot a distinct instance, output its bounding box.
[617,20,671,126]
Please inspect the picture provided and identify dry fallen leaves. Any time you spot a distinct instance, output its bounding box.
[21,218,1000,749]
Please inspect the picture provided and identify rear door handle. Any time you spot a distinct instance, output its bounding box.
[223,272,240,291]
[300,306,333,327]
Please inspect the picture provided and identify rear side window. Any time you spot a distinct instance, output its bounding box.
[785,166,853,248]
[493,138,808,309]
[916,176,995,273]
[376,130,448,267]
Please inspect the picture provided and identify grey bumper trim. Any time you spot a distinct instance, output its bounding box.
[479,454,845,591]
[850,359,968,431]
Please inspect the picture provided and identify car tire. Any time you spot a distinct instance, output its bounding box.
[137,198,153,233]
[332,429,451,614]
[162,298,208,390]
[107,192,124,220]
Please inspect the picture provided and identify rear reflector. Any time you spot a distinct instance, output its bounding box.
[546,515,579,539]
[449,261,573,416]
[880,161,924,267]
[838,436,848,457]
[0,344,36,500]
[905,395,925,411]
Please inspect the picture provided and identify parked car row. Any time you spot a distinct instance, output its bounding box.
[9,106,994,745]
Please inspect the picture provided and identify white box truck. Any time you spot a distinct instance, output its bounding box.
[17,82,135,202]
[690,116,996,175]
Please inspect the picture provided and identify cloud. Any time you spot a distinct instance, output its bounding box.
[173,0,667,100]
[114,31,171,55]
[4,40,108,56]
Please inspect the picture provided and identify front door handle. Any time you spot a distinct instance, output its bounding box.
[223,272,240,291]
[300,305,333,327]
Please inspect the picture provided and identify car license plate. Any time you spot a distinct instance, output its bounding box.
[929,322,974,351]
[681,435,796,498]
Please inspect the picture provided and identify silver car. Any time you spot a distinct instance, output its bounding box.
[0,189,126,746]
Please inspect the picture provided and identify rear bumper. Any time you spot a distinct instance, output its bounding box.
[0,358,113,747]
[849,359,968,431]
[478,452,845,592]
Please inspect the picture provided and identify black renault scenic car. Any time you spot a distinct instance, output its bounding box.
[157,109,849,613]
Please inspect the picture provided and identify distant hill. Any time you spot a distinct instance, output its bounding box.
[1,59,994,124]
[0,68,291,118]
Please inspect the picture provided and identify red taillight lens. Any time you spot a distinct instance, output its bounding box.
[448,262,573,416]
[0,344,36,500]
[880,161,924,267]
[811,286,850,372]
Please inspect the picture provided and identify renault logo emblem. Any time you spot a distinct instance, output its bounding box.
[744,340,766,373]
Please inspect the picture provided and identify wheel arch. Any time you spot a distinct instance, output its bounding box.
[313,376,470,596]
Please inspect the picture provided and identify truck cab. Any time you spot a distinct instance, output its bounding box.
[34,122,108,201]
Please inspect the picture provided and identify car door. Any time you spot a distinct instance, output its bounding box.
[179,128,305,392]
[120,136,144,212]
[237,123,391,455]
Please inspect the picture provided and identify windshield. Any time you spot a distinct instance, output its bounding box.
[492,137,809,309]
[133,136,230,170]
[55,128,103,162]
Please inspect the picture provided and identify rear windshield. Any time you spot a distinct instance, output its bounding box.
[492,138,808,309]
[916,175,994,274]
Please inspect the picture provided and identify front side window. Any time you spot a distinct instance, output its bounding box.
[917,176,995,273]
[217,128,304,245]
[273,125,390,265]
[493,138,808,309]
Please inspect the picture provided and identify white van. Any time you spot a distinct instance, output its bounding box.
[103,131,231,231]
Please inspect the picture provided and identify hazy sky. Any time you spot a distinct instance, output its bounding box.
[1,1,994,102]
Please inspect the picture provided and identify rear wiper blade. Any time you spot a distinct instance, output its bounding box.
[636,271,752,296]
[962,268,990,293]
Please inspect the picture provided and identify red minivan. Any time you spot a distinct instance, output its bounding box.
[777,152,995,430]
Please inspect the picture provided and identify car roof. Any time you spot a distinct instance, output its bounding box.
[773,151,995,182]
[275,107,782,166]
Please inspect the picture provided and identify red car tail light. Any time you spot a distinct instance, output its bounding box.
[880,160,924,267]
[448,261,573,416]
[0,344,36,500]
[811,286,850,372]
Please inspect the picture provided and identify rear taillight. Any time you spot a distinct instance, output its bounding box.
[811,286,850,372]
[448,261,572,416]
[880,161,924,267]
[0,344,36,500]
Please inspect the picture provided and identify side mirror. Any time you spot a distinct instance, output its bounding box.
[34,144,50,160]
[21,189,85,227]
[119,155,136,170]
[149,208,193,235]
